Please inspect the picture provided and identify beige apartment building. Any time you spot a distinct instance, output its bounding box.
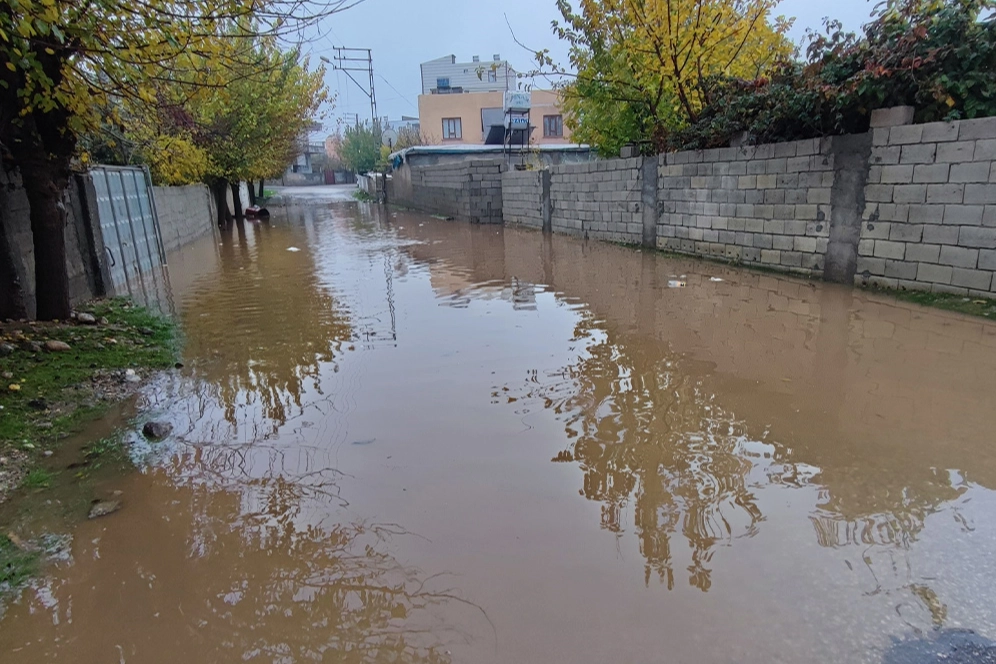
[419,89,571,145]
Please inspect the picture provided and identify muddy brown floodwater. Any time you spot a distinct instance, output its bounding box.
[3,193,996,663]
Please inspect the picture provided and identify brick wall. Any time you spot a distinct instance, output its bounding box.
[550,157,644,242]
[858,117,996,295]
[501,170,544,228]
[658,138,837,276]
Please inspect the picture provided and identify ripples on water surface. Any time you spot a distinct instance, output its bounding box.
[2,197,996,663]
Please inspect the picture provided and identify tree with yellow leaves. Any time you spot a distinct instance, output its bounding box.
[0,0,355,320]
[545,0,793,156]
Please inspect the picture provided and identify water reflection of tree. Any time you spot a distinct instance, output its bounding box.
[179,223,352,433]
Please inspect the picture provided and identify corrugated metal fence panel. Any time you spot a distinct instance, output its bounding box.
[89,165,171,312]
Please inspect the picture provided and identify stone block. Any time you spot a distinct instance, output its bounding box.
[777,174,799,188]
[858,238,875,256]
[985,206,996,227]
[900,144,937,164]
[951,268,993,290]
[766,158,788,174]
[906,243,941,263]
[796,204,820,220]
[773,142,798,158]
[738,175,757,189]
[975,139,996,162]
[871,146,902,165]
[863,222,891,239]
[747,160,767,175]
[787,156,811,172]
[764,189,786,204]
[745,190,765,204]
[925,183,964,204]
[959,226,996,248]
[873,128,890,147]
[964,183,996,205]
[889,223,923,242]
[918,262,954,284]
[806,188,831,204]
[756,174,777,189]
[885,260,918,279]
[772,235,794,250]
[950,162,991,183]
[913,164,950,183]
[943,204,985,225]
[785,189,808,205]
[874,240,906,260]
[753,234,773,249]
[745,218,764,233]
[936,141,975,163]
[959,116,996,140]
[893,184,927,204]
[871,106,915,128]
[939,245,979,268]
[881,165,914,183]
[760,249,781,264]
[764,219,786,234]
[742,247,761,262]
[781,251,803,267]
[784,220,807,235]
[857,256,887,276]
[889,125,924,145]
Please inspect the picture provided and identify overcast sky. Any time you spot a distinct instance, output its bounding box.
[306,0,876,132]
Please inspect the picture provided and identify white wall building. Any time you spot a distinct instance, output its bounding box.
[420,54,516,95]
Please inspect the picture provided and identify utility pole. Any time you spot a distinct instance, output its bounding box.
[323,47,378,126]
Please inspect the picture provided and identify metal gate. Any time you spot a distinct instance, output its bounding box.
[89,166,171,311]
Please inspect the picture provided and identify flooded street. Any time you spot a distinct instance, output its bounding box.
[3,193,996,663]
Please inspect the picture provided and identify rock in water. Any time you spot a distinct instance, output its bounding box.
[76,312,97,325]
[88,500,121,519]
[142,421,173,440]
[43,340,71,352]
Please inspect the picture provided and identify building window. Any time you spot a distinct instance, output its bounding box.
[543,115,564,138]
[442,118,463,140]
[436,77,450,89]
[487,69,497,83]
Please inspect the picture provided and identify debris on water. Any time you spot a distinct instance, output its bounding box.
[142,421,173,440]
[709,277,724,282]
[287,246,301,252]
[88,499,121,519]
[351,438,376,446]
[668,280,687,288]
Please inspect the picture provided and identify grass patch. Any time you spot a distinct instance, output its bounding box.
[21,469,53,490]
[892,290,996,319]
[0,298,178,492]
[352,189,375,202]
[0,534,39,590]
[80,433,129,472]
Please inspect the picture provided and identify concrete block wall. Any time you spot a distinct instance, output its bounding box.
[549,157,644,242]
[858,117,996,295]
[394,159,504,223]
[658,138,835,276]
[502,170,544,228]
[153,184,217,255]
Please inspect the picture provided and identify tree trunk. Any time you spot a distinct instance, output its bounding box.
[229,181,244,222]
[258,179,265,199]
[0,218,27,320]
[247,180,256,207]
[212,179,232,228]
[22,163,71,320]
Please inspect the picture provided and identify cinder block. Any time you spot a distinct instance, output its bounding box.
[766,158,788,174]
[964,183,996,205]
[926,183,964,204]
[742,247,761,262]
[871,146,902,165]
[756,174,777,189]
[979,249,996,270]
[951,267,993,290]
[780,251,803,267]
[975,139,996,162]
[889,223,923,242]
[857,256,887,275]
[760,249,781,264]
[950,162,991,183]
[772,235,794,250]
[901,144,937,164]
[866,184,894,203]
[777,174,799,188]
[913,164,950,183]
[764,219,786,234]
[784,220,807,235]
[921,121,960,142]
[738,175,757,189]
[787,156,810,172]
[871,106,915,128]
[753,234,773,249]
[796,204,819,220]
[906,243,941,263]
[874,240,906,260]
[889,125,924,145]
[881,164,914,183]
[863,222,892,239]
[785,189,807,205]
[936,141,975,163]
[807,188,831,204]
[918,262,954,284]
[944,204,985,225]
[885,260,918,279]
[939,245,979,268]
[959,226,996,248]
[893,184,927,204]
[795,236,818,252]
[764,189,786,204]
[959,116,996,140]
[745,190,765,204]
[858,238,875,256]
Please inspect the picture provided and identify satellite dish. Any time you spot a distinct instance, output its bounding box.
[382,129,399,148]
